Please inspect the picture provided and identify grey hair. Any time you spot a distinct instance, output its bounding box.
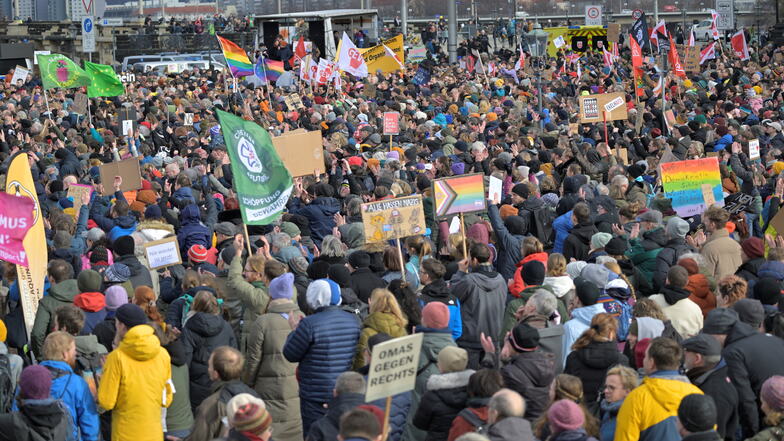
[269,232,291,251]
[335,371,366,395]
[455,434,491,441]
[488,388,526,420]
[321,235,346,257]
[611,174,629,187]
[703,354,722,365]
[471,141,487,153]
[679,252,706,268]
[346,197,362,217]
[530,290,557,317]
[595,184,610,196]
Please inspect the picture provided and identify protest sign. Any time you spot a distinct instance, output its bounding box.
[66,183,93,215]
[0,192,35,267]
[607,23,621,43]
[271,130,325,177]
[361,196,426,243]
[723,192,755,215]
[144,236,182,269]
[579,92,627,123]
[283,93,304,109]
[409,46,427,63]
[383,112,400,135]
[749,139,760,160]
[184,113,194,126]
[683,46,700,73]
[122,120,133,136]
[10,66,29,85]
[72,92,88,115]
[358,34,404,74]
[433,174,486,219]
[98,158,142,195]
[701,183,716,207]
[488,176,503,203]
[366,333,424,402]
[660,157,723,217]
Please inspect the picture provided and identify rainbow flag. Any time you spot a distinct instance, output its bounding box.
[255,57,284,83]
[216,35,253,77]
[433,174,486,218]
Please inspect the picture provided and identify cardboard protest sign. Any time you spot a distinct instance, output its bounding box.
[271,130,324,177]
[607,23,621,43]
[144,236,182,269]
[98,158,142,195]
[361,196,426,243]
[383,112,400,135]
[283,93,304,110]
[409,46,427,63]
[72,92,88,115]
[365,333,424,402]
[723,192,755,215]
[184,113,194,126]
[578,92,628,123]
[433,174,486,219]
[749,139,760,160]
[10,66,29,85]
[0,192,35,267]
[771,208,784,236]
[66,183,93,216]
[683,46,700,73]
[661,157,723,217]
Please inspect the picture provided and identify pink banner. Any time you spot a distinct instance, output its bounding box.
[0,192,34,266]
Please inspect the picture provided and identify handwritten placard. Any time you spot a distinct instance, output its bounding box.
[144,236,182,269]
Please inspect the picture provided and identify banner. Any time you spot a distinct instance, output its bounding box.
[216,109,293,225]
[731,30,750,61]
[412,66,431,85]
[0,192,34,266]
[433,174,486,219]
[358,34,405,74]
[5,153,47,338]
[365,333,424,402]
[630,12,651,52]
[38,54,91,90]
[408,46,427,63]
[361,196,426,243]
[315,59,336,85]
[660,157,723,217]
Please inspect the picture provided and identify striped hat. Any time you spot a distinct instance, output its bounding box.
[188,244,208,263]
[230,402,272,435]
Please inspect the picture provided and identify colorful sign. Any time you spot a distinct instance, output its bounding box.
[660,157,723,217]
[578,92,628,123]
[409,46,427,63]
[361,196,426,243]
[383,112,400,135]
[0,192,34,266]
[545,26,610,57]
[433,174,486,219]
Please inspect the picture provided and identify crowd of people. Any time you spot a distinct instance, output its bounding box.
[0,14,783,441]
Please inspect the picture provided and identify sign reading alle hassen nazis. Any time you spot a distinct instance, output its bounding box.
[361,195,426,243]
[365,333,424,402]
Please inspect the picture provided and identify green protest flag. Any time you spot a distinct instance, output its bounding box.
[84,61,125,98]
[38,54,91,90]
[215,109,293,225]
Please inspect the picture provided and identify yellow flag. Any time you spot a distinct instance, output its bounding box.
[359,34,405,74]
[5,153,47,338]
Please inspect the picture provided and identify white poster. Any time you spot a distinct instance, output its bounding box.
[10,66,29,85]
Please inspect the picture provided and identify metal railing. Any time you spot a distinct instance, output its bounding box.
[113,32,255,62]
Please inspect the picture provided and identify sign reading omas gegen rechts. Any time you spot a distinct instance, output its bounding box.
[365,333,424,402]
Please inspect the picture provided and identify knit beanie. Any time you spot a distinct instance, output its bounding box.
[548,400,585,433]
[115,303,148,328]
[226,394,262,423]
[741,237,765,259]
[104,285,128,311]
[104,263,131,283]
[510,322,540,352]
[327,264,352,288]
[762,376,784,412]
[306,279,342,310]
[437,346,468,373]
[677,258,700,276]
[590,232,612,249]
[78,269,103,293]
[604,237,628,256]
[19,365,51,400]
[678,394,718,433]
[499,204,518,219]
[230,402,272,434]
[113,235,135,257]
[144,204,163,220]
[421,302,450,329]
[665,217,690,239]
[188,244,208,263]
[269,273,295,300]
[522,261,545,286]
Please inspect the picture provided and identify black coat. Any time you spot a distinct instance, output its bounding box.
[306,392,365,441]
[563,222,598,263]
[349,268,387,304]
[0,399,69,441]
[735,257,765,284]
[723,321,784,435]
[413,370,473,441]
[687,361,739,441]
[653,237,695,292]
[183,312,238,409]
[564,340,629,406]
[92,314,116,351]
[501,350,556,421]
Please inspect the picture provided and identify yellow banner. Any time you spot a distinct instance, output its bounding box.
[545,26,610,58]
[360,34,405,74]
[5,153,47,338]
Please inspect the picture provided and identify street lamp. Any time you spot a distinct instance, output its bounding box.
[527,23,548,128]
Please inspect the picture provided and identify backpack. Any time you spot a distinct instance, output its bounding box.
[531,205,557,249]
[74,351,106,400]
[0,354,13,413]
[457,408,489,435]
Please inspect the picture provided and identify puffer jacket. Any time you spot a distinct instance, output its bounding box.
[283,306,361,404]
[736,257,766,285]
[288,196,341,245]
[509,253,550,297]
[652,237,694,292]
[487,204,525,281]
[420,279,462,341]
[452,266,506,348]
[306,392,365,441]
[31,279,80,357]
[614,371,703,441]
[97,325,173,441]
[413,369,474,441]
[353,311,408,369]
[177,204,211,255]
[182,312,238,409]
[500,350,556,421]
[552,211,574,255]
[626,227,668,286]
[564,341,629,405]
[38,360,100,441]
[244,300,303,441]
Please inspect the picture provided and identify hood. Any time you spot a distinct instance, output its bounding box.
[180,204,202,224]
[570,222,597,243]
[543,275,574,298]
[49,279,79,302]
[487,417,534,441]
[364,312,405,335]
[311,196,341,215]
[636,317,665,340]
[76,334,104,355]
[726,320,758,345]
[420,333,455,365]
[642,375,697,411]
[575,340,622,369]
[521,197,544,211]
[185,312,226,338]
[19,399,66,430]
[758,261,784,280]
[686,274,712,298]
[642,227,669,248]
[116,254,145,272]
[465,269,506,292]
[119,324,162,361]
[427,369,475,391]
[340,223,365,249]
[421,279,452,302]
[571,304,606,324]
[74,292,106,312]
[115,215,137,229]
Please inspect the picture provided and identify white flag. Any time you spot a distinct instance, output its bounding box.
[337,32,368,78]
[699,42,716,64]
[514,46,526,70]
[383,43,404,69]
[316,59,336,85]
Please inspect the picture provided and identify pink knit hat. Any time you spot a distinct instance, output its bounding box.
[548,400,584,434]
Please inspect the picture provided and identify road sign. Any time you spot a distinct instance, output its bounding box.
[101,18,123,26]
[82,17,95,53]
[715,0,734,30]
[632,9,643,20]
[585,5,603,26]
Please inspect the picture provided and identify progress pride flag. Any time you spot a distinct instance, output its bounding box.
[0,192,34,266]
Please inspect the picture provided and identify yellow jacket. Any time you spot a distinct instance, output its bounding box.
[98,324,173,441]
[614,372,703,441]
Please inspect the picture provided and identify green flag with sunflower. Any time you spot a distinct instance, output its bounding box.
[38,54,91,90]
[84,61,125,98]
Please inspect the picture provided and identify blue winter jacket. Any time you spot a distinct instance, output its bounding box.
[177,204,211,255]
[553,211,574,255]
[713,133,734,152]
[288,196,341,245]
[34,360,100,441]
[283,306,360,404]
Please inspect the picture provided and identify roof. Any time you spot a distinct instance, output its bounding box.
[254,9,378,20]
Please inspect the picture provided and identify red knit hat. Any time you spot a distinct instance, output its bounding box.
[421,302,450,329]
[548,400,585,433]
[188,244,208,263]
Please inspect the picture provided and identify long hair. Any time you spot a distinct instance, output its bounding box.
[191,291,219,315]
[547,253,567,277]
[534,374,600,439]
[603,261,636,299]
[571,313,617,351]
[369,288,408,329]
[406,235,432,262]
[388,279,421,333]
[133,286,163,327]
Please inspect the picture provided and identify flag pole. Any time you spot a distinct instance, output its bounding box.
[43,88,53,122]
[87,95,92,125]
[259,53,273,99]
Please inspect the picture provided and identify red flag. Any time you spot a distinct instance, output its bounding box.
[700,42,717,64]
[668,34,686,78]
[603,48,614,67]
[630,37,645,97]
[651,20,667,48]
[514,47,526,70]
[289,36,306,68]
[710,10,721,40]
[731,30,750,61]
[688,27,695,46]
